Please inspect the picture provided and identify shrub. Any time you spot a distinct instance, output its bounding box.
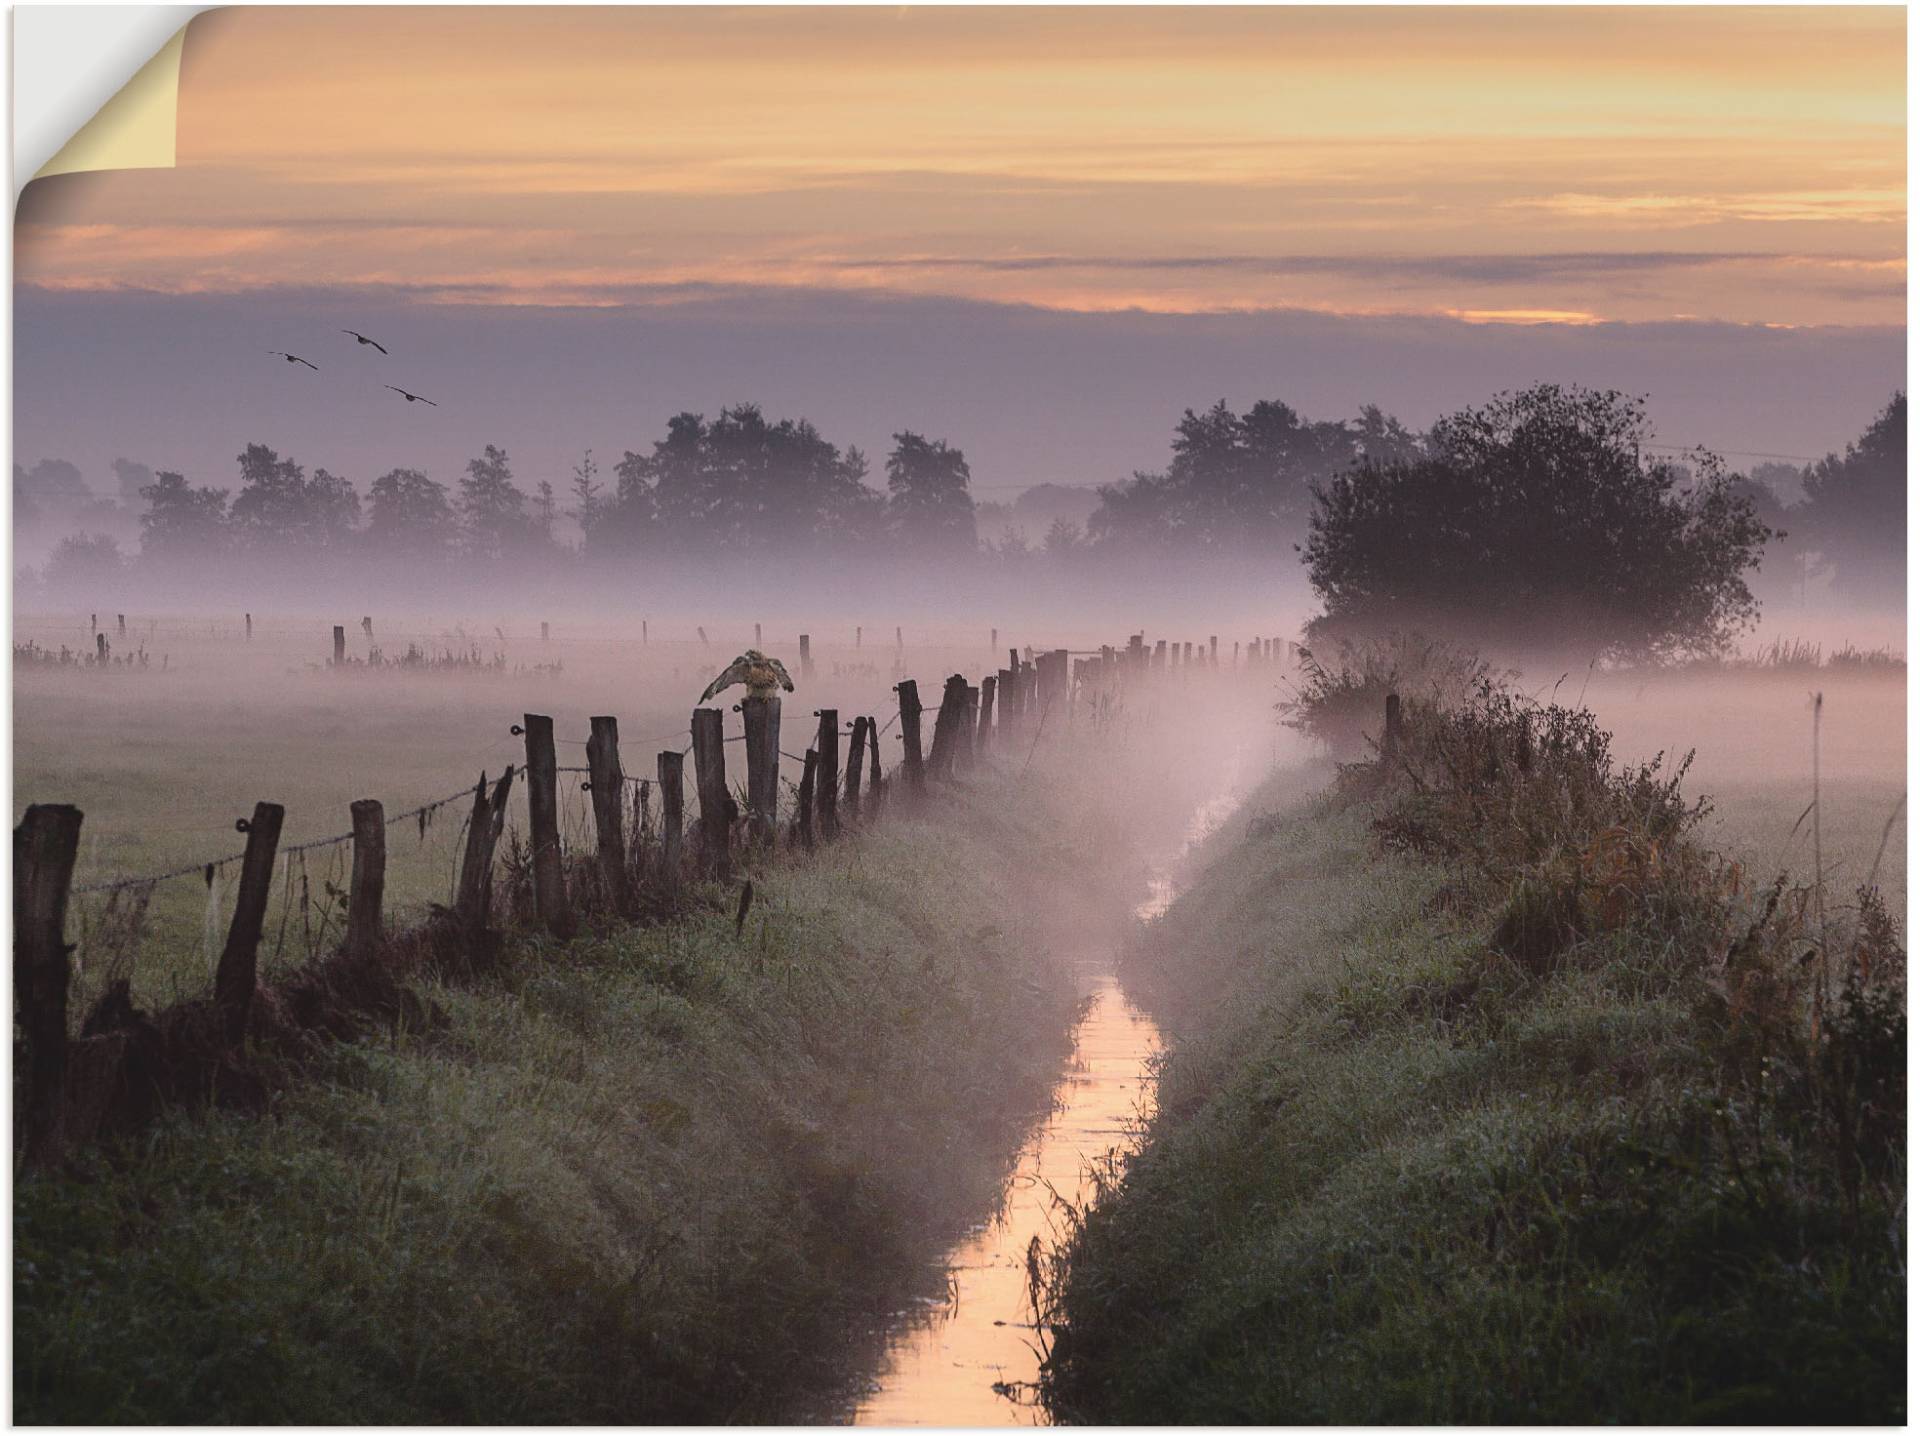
[1301,385,1776,661]
[1277,632,1498,759]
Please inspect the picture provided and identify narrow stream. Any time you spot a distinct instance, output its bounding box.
[847,790,1241,1426]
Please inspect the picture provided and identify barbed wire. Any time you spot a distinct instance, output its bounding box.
[69,768,528,897]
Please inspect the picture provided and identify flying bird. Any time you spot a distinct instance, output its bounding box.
[269,351,318,370]
[384,385,438,407]
[340,328,389,355]
[700,650,795,703]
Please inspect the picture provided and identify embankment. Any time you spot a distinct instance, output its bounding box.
[1040,699,1905,1422]
[16,766,1144,1423]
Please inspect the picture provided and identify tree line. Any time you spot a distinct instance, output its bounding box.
[18,388,1904,660]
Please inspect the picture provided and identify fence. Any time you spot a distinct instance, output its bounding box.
[13,624,1279,1167]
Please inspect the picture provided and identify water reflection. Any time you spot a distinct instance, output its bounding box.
[849,976,1161,1427]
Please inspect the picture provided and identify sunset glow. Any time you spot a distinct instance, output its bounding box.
[16,5,1906,327]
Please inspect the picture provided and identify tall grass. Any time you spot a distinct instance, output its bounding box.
[15,768,1139,1423]
[1038,681,1905,1423]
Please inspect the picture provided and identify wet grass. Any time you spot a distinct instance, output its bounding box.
[1039,703,1905,1422]
[15,767,1137,1423]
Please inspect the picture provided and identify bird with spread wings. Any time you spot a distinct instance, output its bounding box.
[699,650,795,703]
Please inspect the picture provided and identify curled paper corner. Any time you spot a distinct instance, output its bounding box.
[34,23,189,183]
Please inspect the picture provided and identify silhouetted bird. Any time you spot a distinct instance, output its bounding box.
[384,385,438,407]
[700,650,795,703]
[340,328,389,355]
[269,351,318,370]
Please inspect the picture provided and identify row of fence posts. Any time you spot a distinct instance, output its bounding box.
[15,627,1260,1164]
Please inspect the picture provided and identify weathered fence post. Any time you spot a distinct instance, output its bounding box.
[866,715,883,815]
[816,709,840,838]
[698,625,709,646]
[796,750,818,849]
[657,751,684,890]
[642,619,649,645]
[800,633,814,680]
[845,715,868,809]
[755,622,762,647]
[455,768,515,930]
[346,799,386,960]
[742,696,782,844]
[961,685,980,768]
[896,679,925,796]
[690,707,732,877]
[332,625,347,666]
[15,804,82,1163]
[586,716,632,917]
[856,625,863,649]
[95,633,108,664]
[978,675,997,753]
[361,615,374,640]
[927,674,969,778]
[244,612,252,641]
[522,713,573,936]
[116,613,126,638]
[214,801,286,1043]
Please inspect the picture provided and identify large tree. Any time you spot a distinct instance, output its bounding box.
[458,444,531,560]
[1796,393,1905,605]
[1302,384,1775,660]
[885,431,976,557]
[367,468,457,560]
[137,471,230,562]
[613,405,878,557]
[1089,399,1413,554]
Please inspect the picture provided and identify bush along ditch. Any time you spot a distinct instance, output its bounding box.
[1037,670,1905,1423]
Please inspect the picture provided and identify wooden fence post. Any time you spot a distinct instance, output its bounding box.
[896,680,925,796]
[346,799,386,960]
[95,633,108,664]
[845,715,868,809]
[796,750,818,849]
[978,675,997,753]
[455,769,515,930]
[116,613,126,638]
[742,696,782,844]
[15,804,82,1163]
[586,716,632,916]
[866,715,883,815]
[755,622,762,647]
[522,713,573,936]
[816,709,840,838]
[927,674,969,778]
[214,801,286,1043]
[690,708,732,877]
[961,686,980,768]
[244,612,252,641]
[332,625,347,666]
[657,751,684,890]
[800,633,814,680]
[361,615,374,640]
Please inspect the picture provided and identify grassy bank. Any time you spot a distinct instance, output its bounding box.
[1039,692,1905,1423]
[16,768,1131,1423]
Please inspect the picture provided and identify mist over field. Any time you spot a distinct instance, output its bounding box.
[11,4,1907,1426]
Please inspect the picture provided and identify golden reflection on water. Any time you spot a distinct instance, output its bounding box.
[849,975,1161,1427]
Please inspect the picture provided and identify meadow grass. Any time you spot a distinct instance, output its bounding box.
[1038,689,1905,1422]
[14,762,1149,1422]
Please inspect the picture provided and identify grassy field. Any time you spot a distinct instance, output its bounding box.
[14,611,1276,1422]
[15,761,1140,1422]
[1038,673,1905,1423]
[13,612,1051,1013]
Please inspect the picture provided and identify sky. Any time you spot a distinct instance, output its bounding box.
[13,5,1908,496]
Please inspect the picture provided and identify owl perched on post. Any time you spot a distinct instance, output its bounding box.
[700,649,796,703]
